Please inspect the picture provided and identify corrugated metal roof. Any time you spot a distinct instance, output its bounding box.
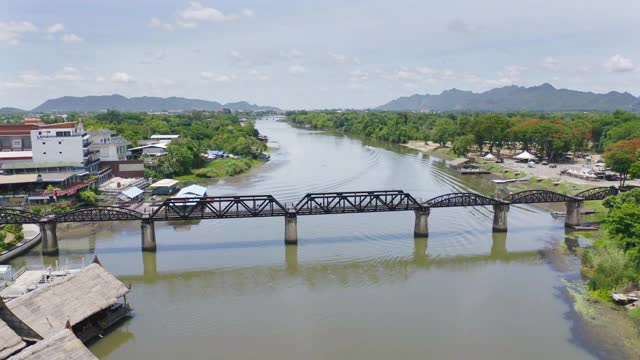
[149,179,179,188]
[0,174,38,185]
[121,186,144,199]
[175,184,207,197]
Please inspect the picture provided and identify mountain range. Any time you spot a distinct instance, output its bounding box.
[376,83,640,112]
[32,95,279,113]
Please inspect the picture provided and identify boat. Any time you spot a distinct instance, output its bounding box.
[492,179,517,184]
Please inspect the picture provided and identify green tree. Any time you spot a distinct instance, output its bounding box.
[78,189,98,204]
[452,135,474,157]
[605,139,640,186]
[431,118,456,147]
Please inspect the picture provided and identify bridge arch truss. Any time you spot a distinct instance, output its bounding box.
[505,190,577,204]
[0,208,40,225]
[53,206,144,223]
[423,193,505,208]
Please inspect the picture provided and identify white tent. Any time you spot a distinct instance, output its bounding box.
[515,151,536,160]
[483,153,496,160]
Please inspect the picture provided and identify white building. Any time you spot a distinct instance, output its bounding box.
[88,129,131,161]
[31,122,88,165]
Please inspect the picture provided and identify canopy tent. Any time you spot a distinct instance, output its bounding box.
[515,151,536,160]
[483,153,496,160]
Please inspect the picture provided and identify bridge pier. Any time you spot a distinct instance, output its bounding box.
[39,217,58,256]
[565,200,583,227]
[414,207,430,237]
[284,211,298,245]
[141,215,157,252]
[492,204,510,232]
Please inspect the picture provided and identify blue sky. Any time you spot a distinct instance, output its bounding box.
[1,0,639,109]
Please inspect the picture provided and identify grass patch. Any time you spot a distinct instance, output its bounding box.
[630,309,640,320]
[177,158,260,180]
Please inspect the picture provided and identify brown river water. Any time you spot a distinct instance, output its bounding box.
[9,120,633,359]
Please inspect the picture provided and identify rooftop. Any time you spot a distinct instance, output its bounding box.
[0,318,24,360]
[150,134,179,139]
[120,186,144,199]
[7,329,98,360]
[175,184,207,197]
[0,152,32,161]
[5,263,129,339]
[149,179,179,188]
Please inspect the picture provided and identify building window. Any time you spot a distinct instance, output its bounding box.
[43,152,47,154]
[59,151,62,154]
[42,142,46,145]
[58,141,62,145]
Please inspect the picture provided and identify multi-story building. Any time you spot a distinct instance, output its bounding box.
[88,129,131,161]
[0,124,37,152]
[30,122,99,172]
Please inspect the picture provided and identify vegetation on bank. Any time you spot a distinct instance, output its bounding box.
[581,189,640,301]
[287,110,640,183]
[176,158,259,180]
[82,111,267,179]
[0,224,24,252]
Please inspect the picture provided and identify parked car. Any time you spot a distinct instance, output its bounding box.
[541,160,549,165]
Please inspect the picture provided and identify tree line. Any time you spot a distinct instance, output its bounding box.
[287,110,640,183]
[83,111,266,178]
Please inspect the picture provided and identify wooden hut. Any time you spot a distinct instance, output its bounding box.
[4,263,131,342]
[7,329,98,360]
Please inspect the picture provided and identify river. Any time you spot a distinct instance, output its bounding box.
[8,120,620,359]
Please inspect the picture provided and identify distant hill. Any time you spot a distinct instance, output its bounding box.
[377,83,640,112]
[0,107,27,115]
[32,95,279,113]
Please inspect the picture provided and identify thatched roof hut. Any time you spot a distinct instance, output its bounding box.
[7,329,98,360]
[0,319,25,360]
[5,263,129,339]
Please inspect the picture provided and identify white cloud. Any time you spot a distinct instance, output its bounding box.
[248,69,270,81]
[289,65,306,76]
[388,66,453,82]
[349,69,369,82]
[149,17,175,31]
[543,57,559,70]
[447,19,480,34]
[111,72,135,83]
[282,49,304,59]
[484,65,526,87]
[62,33,83,43]
[63,66,78,72]
[242,9,255,18]
[151,2,249,32]
[604,54,635,73]
[347,69,369,90]
[200,71,233,82]
[329,51,360,65]
[0,21,37,45]
[47,23,65,34]
[96,76,106,82]
[180,2,236,23]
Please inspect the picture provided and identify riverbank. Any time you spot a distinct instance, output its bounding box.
[403,138,640,349]
[0,224,41,264]
[176,158,261,181]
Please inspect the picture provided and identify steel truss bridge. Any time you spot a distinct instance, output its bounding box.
[0,186,626,225]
